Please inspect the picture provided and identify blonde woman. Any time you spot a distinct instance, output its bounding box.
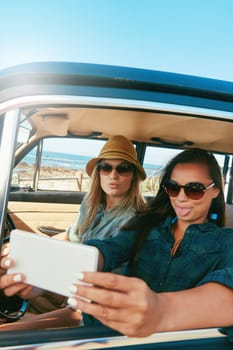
[0,135,146,324]
[67,134,146,243]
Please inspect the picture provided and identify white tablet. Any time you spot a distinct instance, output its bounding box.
[8,229,99,297]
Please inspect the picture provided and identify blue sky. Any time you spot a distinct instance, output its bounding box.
[1,0,233,81]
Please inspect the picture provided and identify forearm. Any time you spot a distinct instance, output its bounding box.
[156,282,233,332]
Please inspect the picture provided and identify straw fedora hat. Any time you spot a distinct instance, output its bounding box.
[86,135,146,180]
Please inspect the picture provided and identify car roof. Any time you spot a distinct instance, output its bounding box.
[1,62,233,155]
[1,61,233,109]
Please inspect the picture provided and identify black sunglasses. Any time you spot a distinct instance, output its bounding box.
[97,162,135,177]
[163,180,215,200]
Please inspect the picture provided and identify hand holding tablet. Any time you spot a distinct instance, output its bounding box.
[8,229,99,297]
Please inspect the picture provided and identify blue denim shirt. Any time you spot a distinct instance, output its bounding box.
[84,217,233,328]
[85,216,233,292]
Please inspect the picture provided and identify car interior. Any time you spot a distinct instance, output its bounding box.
[8,105,233,233]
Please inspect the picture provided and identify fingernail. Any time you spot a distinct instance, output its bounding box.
[13,274,22,282]
[4,259,11,267]
[69,284,78,294]
[76,272,84,281]
[2,247,9,256]
[67,297,78,309]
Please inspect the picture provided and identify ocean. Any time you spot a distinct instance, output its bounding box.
[23,150,162,177]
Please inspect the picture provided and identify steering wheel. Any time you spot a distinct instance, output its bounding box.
[3,212,15,242]
[0,213,29,323]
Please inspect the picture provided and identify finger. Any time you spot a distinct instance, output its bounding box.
[0,244,9,257]
[0,268,3,276]
[0,271,23,286]
[0,273,32,298]
[69,283,127,309]
[67,295,146,337]
[1,281,27,296]
[0,256,14,269]
[77,272,139,293]
[67,295,141,337]
[17,285,34,299]
[68,295,126,321]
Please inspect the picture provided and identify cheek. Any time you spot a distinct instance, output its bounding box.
[121,176,133,190]
[192,196,213,213]
[100,176,107,189]
[203,190,218,206]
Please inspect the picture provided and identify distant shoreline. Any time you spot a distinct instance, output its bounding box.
[13,162,160,195]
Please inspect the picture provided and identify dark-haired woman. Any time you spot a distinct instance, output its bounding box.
[67,148,233,337]
[2,148,233,336]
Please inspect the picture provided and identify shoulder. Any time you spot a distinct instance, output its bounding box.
[114,208,136,227]
[108,206,136,218]
[218,227,233,243]
[219,226,233,233]
[210,227,233,255]
[215,226,233,237]
[199,223,233,239]
[197,222,233,234]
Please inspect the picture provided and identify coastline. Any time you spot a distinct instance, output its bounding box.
[13,162,160,195]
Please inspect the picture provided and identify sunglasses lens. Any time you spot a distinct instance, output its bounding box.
[185,183,205,200]
[164,181,180,197]
[116,164,134,175]
[98,163,112,175]
[98,163,134,176]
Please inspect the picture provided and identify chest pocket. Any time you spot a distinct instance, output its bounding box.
[180,237,221,280]
[187,234,221,255]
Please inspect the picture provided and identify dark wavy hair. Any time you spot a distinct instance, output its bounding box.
[124,148,225,266]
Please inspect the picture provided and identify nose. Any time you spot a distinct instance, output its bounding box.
[109,168,119,178]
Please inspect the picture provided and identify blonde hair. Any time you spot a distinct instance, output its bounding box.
[79,166,145,235]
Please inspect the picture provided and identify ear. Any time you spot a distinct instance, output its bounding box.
[211,187,220,199]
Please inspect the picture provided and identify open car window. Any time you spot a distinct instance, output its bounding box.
[12,138,105,192]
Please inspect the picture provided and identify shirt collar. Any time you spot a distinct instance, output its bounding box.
[161,216,219,233]
[196,221,219,232]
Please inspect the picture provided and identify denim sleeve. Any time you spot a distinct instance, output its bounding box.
[197,231,233,290]
[85,229,137,271]
[197,267,233,290]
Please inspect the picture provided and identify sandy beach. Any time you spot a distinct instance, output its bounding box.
[13,163,90,192]
[13,162,160,195]
[9,162,160,235]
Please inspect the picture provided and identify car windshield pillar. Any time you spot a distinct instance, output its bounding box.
[226,156,233,204]
[33,139,43,191]
[0,109,20,246]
